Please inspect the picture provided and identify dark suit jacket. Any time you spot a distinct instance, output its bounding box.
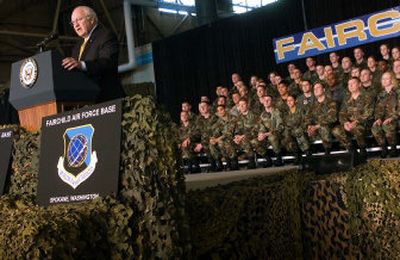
[72,24,125,102]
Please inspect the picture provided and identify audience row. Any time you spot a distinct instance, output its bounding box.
[176,43,400,173]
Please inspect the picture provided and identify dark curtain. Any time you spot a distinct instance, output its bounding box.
[153,0,399,121]
[153,1,304,120]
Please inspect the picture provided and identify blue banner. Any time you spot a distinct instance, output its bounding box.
[273,6,400,64]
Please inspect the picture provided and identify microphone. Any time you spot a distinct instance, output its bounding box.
[36,32,59,52]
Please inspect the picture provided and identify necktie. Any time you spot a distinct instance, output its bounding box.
[78,39,88,61]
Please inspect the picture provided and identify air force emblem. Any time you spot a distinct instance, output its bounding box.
[57,124,98,189]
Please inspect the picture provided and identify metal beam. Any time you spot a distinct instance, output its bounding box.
[52,0,62,33]
[0,30,78,41]
[0,40,33,54]
[129,0,196,13]
[99,0,119,35]
[171,14,189,34]
[145,13,165,38]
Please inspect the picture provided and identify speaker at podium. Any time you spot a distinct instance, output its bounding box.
[9,50,100,131]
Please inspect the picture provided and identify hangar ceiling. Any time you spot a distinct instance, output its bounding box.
[0,0,266,86]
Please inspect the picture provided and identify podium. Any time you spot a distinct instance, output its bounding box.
[9,50,100,131]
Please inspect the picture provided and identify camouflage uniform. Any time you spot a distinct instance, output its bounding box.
[372,69,382,86]
[339,72,351,88]
[226,96,235,109]
[195,114,217,155]
[355,60,368,70]
[288,81,302,97]
[251,100,264,116]
[229,106,240,118]
[332,92,374,149]
[188,112,198,123]
[275,97,289,115]
[333,66,344,80]
[283,108,310,152]
[371,89,400,147]
[177,121,199,159]
[303,70,318,84]
[209,114,237,160]
[296,94,315,115]
[305,97,338,150]
[266,84,279,98]
[326,83,345,109]
[361,82,381,102]
[254,108,284,156]
[232,111,259,158]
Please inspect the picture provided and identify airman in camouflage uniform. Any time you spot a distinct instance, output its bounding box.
[232,98,259,169]
[194,101,218,171]
[275,80,290,115]
[285,63,297,84]
[296,80,315,114]
[329,52,344,79]
[339,57,352,87]
[209,105,238,170]
[267,71,280,98]
[360,68,380,102]
[332,77,374,160]
[354,47,368,70]
[181,101,197,122]
[325,73,345,108]
[305,82,338,155]
[371,72,400,157]
[288,69,303,97]
[380,43,392,65]
[252,84,267,116]
[177,111,200,173]
[303,57,319,84]
[229,91,241,118]
[254,95,284,167]
[283,95,311,163]
[367,55,382,86]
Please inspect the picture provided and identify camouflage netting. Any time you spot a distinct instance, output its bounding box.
[187,160,400,259]
[302,160,400,259]
[0,95,189,258]
[186,171,311,259]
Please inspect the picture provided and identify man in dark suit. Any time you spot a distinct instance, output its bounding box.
[62,6,125,103]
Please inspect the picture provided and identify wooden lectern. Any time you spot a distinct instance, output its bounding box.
[9,50,100,131]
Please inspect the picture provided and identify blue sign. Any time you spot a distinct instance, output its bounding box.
[273,6,400,63]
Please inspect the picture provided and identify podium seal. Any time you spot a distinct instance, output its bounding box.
[19,58,38,89]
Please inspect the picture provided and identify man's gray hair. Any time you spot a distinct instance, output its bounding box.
[75,6,98,21]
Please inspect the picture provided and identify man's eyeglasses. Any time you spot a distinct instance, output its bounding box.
[70,16,90,26]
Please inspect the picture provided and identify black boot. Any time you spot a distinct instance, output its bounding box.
[215,158,223,172]
[229,157,239,171]
[274,152,284,167]
[247,154,256,169]
[380,145,388,158]
[389,144,398,158]
[182,158,192,174]
[264,154,273,168]
[208,157,217,172]
[191,158,201,173]
[359,147,367,162]
[305,149,312,158]
[324,147,331,156]
[293,151,303,165]
[225,158,231,171]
